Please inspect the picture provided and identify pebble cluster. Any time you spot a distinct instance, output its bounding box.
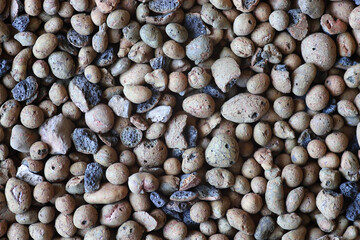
[1,0,360,239]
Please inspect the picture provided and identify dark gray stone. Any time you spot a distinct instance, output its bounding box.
[84,162,103,193]
[11,76,38,102]
[120,126,143,148]
[67,28,90,48]
[12,14,29,32]
[254,216,276,240]
[150,191,168,208]
[72,128,99,154]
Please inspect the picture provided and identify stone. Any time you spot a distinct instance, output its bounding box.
[16,165,44,186]
[39,114,75,154]
[84,162,103,193]
[108,95,132,118]
[146,105,173,123]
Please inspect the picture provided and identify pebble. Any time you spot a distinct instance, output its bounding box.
[165,114,189,150]
[146,105,173,123]
[68,75,102,113]
[226,208,255,235]
[179,172,201,191]
[221,93,270,123]
[16,165,44,186]
[5,178,32,214]
[183,93,215,118]
[211,57,241,93]
[150,192,168,208]
[71,128,99,154]
[108,95,132,118]
[85,104,115,133]
[120,126,143,148]
[254,216,276,240]
[10,124,38,153]
[132,211,158,232]
[11,76,38,102]
[301,33,337,71]
[39,114,75,154]
[84,183,128,204]
[84,162,103,193]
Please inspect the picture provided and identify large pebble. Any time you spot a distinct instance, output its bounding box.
[33,33,58,59]
[48,51,75,79]
[301,33,337,71]
[100,201,132,227]
[108,95,132,118]
[146,105,173,123]
[85,104,114,133]
[123,85,152,104]
[221,93,269,123]
[205,134,239,167]
[5,178,32,214]
[84,183,128,204]
[10,124,38,153]
[134,139,168,167]
[316,189,343,220]
[254,216,276,240]
[186,35,213,64]
[39,114,75,154]
[0,100,21,128]
[71,128,99,154]
[211,57,241,93]
[164,114,188,150]
[265,177,286,215]
[226,208,255,235]
[183,93,215,118]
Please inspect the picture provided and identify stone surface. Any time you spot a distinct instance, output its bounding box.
[84,162,103,193]
[108,95,132,118]
[16,165,44,186]
[146,105,173,123]
[71,128,99,154]
[10,124,38,153]
[39,114,75,154]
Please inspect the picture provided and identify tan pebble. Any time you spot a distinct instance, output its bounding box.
[5,178,32,214]
[221,93,269,123]
[132,211,158,232]
[226,208,255,235]
[301,33,337,71]
[183,93,215,118]
[100,201,132,227]
[123,85,152,104]
[85,104,115,133]
[205,134,239,168]
[84,183,128,204]
[211,57,241,93]
[265,177,285,215]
